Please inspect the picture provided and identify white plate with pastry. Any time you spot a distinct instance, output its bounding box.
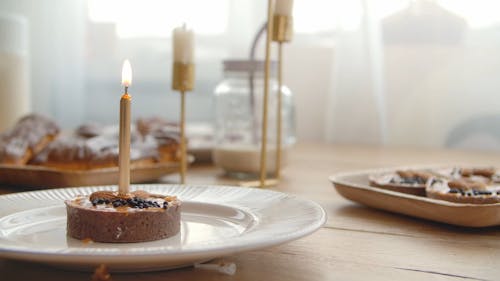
[0,184,326,272]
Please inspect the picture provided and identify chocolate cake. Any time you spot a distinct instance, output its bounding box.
[66,190,181,243]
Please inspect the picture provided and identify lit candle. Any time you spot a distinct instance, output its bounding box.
[274,0,294,16]
[172,24,194,64]
[118,59,132,195]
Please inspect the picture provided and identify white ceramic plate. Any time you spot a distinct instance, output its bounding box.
[0,184,326,272]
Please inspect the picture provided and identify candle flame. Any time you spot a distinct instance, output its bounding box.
[121,59,132,87]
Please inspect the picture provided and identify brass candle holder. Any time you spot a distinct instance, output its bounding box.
[272,15,293,43]
[272,14,293,180]
[172,62,194,184]
[258,0,275,188]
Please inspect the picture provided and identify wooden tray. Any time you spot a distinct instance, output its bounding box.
[0,162,180,189]
[330,168,500,227]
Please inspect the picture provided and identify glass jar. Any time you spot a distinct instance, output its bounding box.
[213,60,295,179]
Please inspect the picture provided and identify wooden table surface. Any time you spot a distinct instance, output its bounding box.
[1,142,499,281]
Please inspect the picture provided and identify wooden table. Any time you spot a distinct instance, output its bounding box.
[1,142,499,280]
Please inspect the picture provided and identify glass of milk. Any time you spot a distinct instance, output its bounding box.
[213,60,295,179]
[0,14,30,132]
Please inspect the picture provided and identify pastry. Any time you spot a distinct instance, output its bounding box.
[434,166,500,183]
[76,123,103,138]
[0,114,60,165]
[369,170,432,196]
[1,115,181,170]
[136,116,178,137]
[136,117,181,162]
[151,127,181,162]
[30,132,158,170]
[426,178,500,204]
[66,190,181,243]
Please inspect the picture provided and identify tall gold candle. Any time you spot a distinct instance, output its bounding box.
[118,59,132,195]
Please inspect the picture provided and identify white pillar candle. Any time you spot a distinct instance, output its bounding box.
[274,0,294,16]
[172,24,194,64]
[0,14,30,132]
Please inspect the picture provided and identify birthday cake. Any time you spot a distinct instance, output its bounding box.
[65,190,181,243]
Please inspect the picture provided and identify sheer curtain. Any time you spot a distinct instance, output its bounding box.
[2,0,500,150]
[0,0,86,128]
[326,0,500,150]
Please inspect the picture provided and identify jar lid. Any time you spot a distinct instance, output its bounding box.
[223,59,277,73]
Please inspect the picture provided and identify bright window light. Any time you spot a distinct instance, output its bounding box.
[88,0,500,38]
[294,0,362,33]
[88,0,229,38]
[439,0,500,28]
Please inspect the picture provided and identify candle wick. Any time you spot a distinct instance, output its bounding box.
[124,86,128,94]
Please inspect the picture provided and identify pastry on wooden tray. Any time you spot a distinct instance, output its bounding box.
[369,170,432,196]
[0,114,60,165]
[30,128,158,170]
[66,190,181,243]
[29,121,180,170]
[426,178,500,204]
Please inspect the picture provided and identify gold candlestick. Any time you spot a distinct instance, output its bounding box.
[272,13,293,180]
[119,59,133,195]
[259,0,275,188]
[172,62,194,184]
[275,43,283,179]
